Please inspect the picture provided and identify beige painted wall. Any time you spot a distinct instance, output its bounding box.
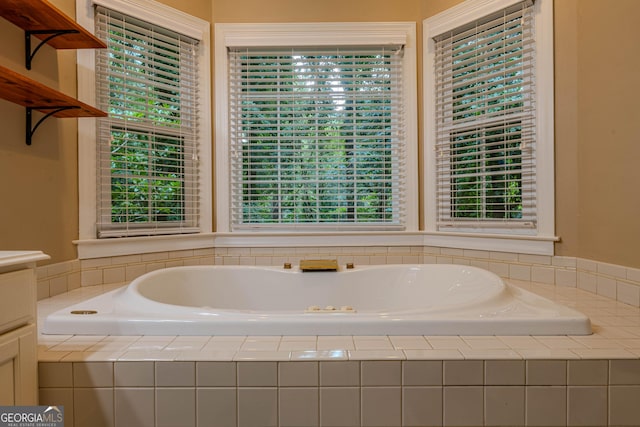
[1,0,639,268]
[0,0,79,263]
[553,0,640,268]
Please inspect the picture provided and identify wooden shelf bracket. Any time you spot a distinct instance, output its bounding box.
[25,105,80,145]
[25,29,79,70]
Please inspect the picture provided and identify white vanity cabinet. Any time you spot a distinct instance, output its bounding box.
[0,251,49,405]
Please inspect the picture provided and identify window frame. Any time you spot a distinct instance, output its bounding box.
[214,22,419,235]
[75,0,212,258]
[423,0,556,255]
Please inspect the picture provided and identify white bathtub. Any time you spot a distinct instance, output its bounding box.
[43,264,591,336]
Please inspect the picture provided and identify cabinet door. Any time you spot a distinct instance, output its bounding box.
[0,323,37,405]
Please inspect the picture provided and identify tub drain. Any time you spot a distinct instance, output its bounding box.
[70,310,98,315]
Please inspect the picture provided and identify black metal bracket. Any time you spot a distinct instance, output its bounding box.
[25,29,79,70]
[26,106,80,145]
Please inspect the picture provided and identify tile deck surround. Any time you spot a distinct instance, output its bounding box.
[37,279,640,362]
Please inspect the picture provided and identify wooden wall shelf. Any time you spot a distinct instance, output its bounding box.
[0,65,107,145]
[0,0,106,69]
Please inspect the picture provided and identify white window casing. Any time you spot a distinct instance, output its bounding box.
[75,0,212,258]
[215,23,419,235]
[423,0,556,255]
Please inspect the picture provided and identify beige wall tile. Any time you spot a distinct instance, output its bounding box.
[39,362,73,388]
[237,388,277,427]
[609,360,640,385]
[50,276,68,296]
[37,280,50,300]
[578,272,597,293]
[532,266,556,284]
[597,275,617,299]
[81,258,112,269]
[156,388,195,427]
[141,252,169,262]
[443,386,483,427]
[568,360,608,385]
[155,361,195,387]
[68,272,81,290]
[609,385,640,426]
[103,267,125,285]
[361,387,401,427]
[279,361,318,387]
[519,254,552,265]
[320,361,360,387]
[526,360,567,386]
[485,360,525,385]
[197,388,236,427]
[556,268,578,287]
[509,264,532,281]
[487,261,508,278]
[279,388,318,427]
[491,252,518,262]
[525,386,567,426]
[39,388,73,426]
[115,388,154,427]
[567,386,607,426]
[597,262,627,279]
[361,361,401,386]
[74,388,114,427]
[81,269,103,286]
[73,362,114,388]
[553,256,577,268]
[616,281,640,307]
[577,258,598,272]
[125,264,146,282]
[237,362,277,387]
[402,387,442,427]
[196,361,236,387]
[402,360,442,386]
[443,360,483,386]
[464,249,490,259]
[319,387,359,427]
[485,386,525,426]
[115,361,154,387]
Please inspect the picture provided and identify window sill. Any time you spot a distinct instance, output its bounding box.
[423,231,558,256]
[213,231,425,248]
[74,233,216,259]
[74,231,558,259]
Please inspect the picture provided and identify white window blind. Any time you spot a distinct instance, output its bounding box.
[434,1,536,231]
[95,6,200,238]
[229,46,406,230]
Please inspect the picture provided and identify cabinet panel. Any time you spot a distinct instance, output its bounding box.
[0,332,20,405]
[0,357,15,405]
[0,269,35,334]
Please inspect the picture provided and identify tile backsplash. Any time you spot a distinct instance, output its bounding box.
[36,246,640,307]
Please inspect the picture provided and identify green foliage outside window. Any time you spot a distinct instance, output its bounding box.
[105,24,186,224]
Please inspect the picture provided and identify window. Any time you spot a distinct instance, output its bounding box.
[76,0,211,257]
[216,23,418,233]
[424,0,554,253]
[230,46,404,230]
[94,6,200,237]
